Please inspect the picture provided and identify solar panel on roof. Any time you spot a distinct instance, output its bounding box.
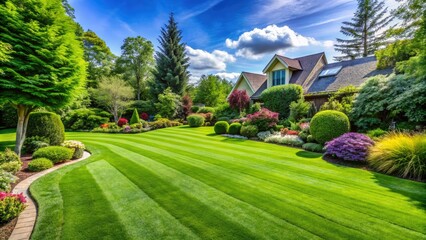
[319,66,342,77]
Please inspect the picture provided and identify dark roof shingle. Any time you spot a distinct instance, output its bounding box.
[276,55,303,70]
[242,72,267,92]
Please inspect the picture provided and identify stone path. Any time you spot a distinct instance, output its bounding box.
[9,151,91,240]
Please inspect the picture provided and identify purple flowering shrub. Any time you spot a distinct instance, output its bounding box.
[325,132,374,161]
[246,108,279,131]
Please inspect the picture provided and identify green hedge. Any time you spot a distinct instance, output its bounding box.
[310,110,350,144]
[260,84,303,119]
[241,125,258,138]
[197,107,215,114]
[187,114,205,127]
[228,123,242,135]
[28,158,53,172]
[214,121,229,134]
[32,146,74,163]
[27,112,65,145]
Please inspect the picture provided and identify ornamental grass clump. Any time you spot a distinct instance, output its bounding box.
[367,133,426,181]
[325,133,374,161]
[0,192,26,223]
[246,108,279,131]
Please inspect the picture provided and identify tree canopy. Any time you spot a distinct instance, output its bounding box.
[152,13,190,97]
[0,0,86,155]
[194,75,232,107]
[334,0,392,61]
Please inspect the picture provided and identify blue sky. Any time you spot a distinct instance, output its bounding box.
[69,0,400,82]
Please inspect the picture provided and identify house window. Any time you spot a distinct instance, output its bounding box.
[272,70,286,86]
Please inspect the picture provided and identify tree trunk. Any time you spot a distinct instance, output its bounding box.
[14,105,32,156]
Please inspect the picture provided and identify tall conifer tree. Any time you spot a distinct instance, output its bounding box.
[152,13,190,96]
[334,0,392,61]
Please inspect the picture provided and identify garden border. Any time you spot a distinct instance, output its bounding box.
[8,151,91,240]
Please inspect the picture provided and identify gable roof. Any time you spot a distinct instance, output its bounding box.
[241,72,267,92]
[250,81,267,100]
[289,52,326,87]
[276,55,303,70]
[307,56,393,93]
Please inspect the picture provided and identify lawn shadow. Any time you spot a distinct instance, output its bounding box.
[206,133,216,136]
[321,154,368,169]
[0,141,15,151]
[372,172,426,212]
[220,138,247,143]
[295,151,322,159]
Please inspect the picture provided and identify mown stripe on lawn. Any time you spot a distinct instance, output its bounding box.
[100,138,426,239]
[84,140,373,239]
[59,165,130,240]
[86,160,200,240]
[83,141,319,240]
[83,142,261,240]
[101,134,426,234]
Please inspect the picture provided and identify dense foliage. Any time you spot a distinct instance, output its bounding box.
[33,146,74,164]
[289,99,311,122]
[228,90,250,113]
[351,74,426,131]
[246,108,279,131]
[310,110,350,144]
[62,108,110,130]
[194,75,232,107]
[152,13,189,96]
[27,112,65,146]
[228,123,242,135]
[334,0,391,61]
[325,133,374,161]
[368,133,426,181]
[187,114,205,127]
[28,158,54,172]
[214,121,229,134]
[320,86,357,116]
[155,88,181,119]
[260,84,303,119]
[0,0,86,155]
[240,125,258,138]
[0,192,26,223]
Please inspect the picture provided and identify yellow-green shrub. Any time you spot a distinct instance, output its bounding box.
[368,133,426,181]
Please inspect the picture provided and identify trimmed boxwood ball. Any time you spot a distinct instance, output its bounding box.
[310,110,350,144]
[32,146,74,164]
[214,121,229,134]
[28,158,53,172]
[27,112,65,145]
[228,123,242,135]
[187,114,205,127]
[240,125,258,138]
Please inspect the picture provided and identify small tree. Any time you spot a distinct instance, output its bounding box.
[182,95,193,119]
[228,90,250,113]
[194,75,232,106]
[130,108,141,125]
[289,100,311,122]
[0,0,86,155]
[155,87,181,119]
[92,76,134,122]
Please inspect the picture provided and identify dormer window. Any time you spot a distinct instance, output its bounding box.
[272,70,286,86]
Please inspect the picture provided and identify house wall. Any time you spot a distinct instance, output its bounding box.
[234,76,254,96]
[266,61,291,88]
[304,94,330,110]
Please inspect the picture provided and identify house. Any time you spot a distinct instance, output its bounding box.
[229,52,393,108]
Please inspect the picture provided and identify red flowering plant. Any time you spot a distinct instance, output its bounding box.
[286,130,300,135]
[246,108,279,131]
[117,118,128,127]
[228,90,250,112]
[0,192,27,223]
[140,112,149,121]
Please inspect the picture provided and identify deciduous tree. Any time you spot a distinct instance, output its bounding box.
[228,90,250,113]
[194,75,232,107]
[0,0,86,155]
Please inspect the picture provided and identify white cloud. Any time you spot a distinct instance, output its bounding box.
[323,40,334,48]
[226,25,332,59]
[186,46,236,71]
[215,72,240,82]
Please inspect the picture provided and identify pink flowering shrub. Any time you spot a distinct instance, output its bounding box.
[325,132,375,161]
[246,108,279,131]
[300,122,310,132]
[0,192,26,223]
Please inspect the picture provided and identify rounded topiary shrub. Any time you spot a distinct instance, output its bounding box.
[228,123,242,135]
[214,121,229,134]
[27,112,65,145]
[197,107,215,114]
[310,110,350,144]
[187,114,205,127]
[240,125,258,138]
[28,158,53,172]
[32,146,74,164]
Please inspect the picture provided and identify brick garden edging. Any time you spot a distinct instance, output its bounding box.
[9,151,91,240]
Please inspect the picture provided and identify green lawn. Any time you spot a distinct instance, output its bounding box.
[1,127,426,239]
